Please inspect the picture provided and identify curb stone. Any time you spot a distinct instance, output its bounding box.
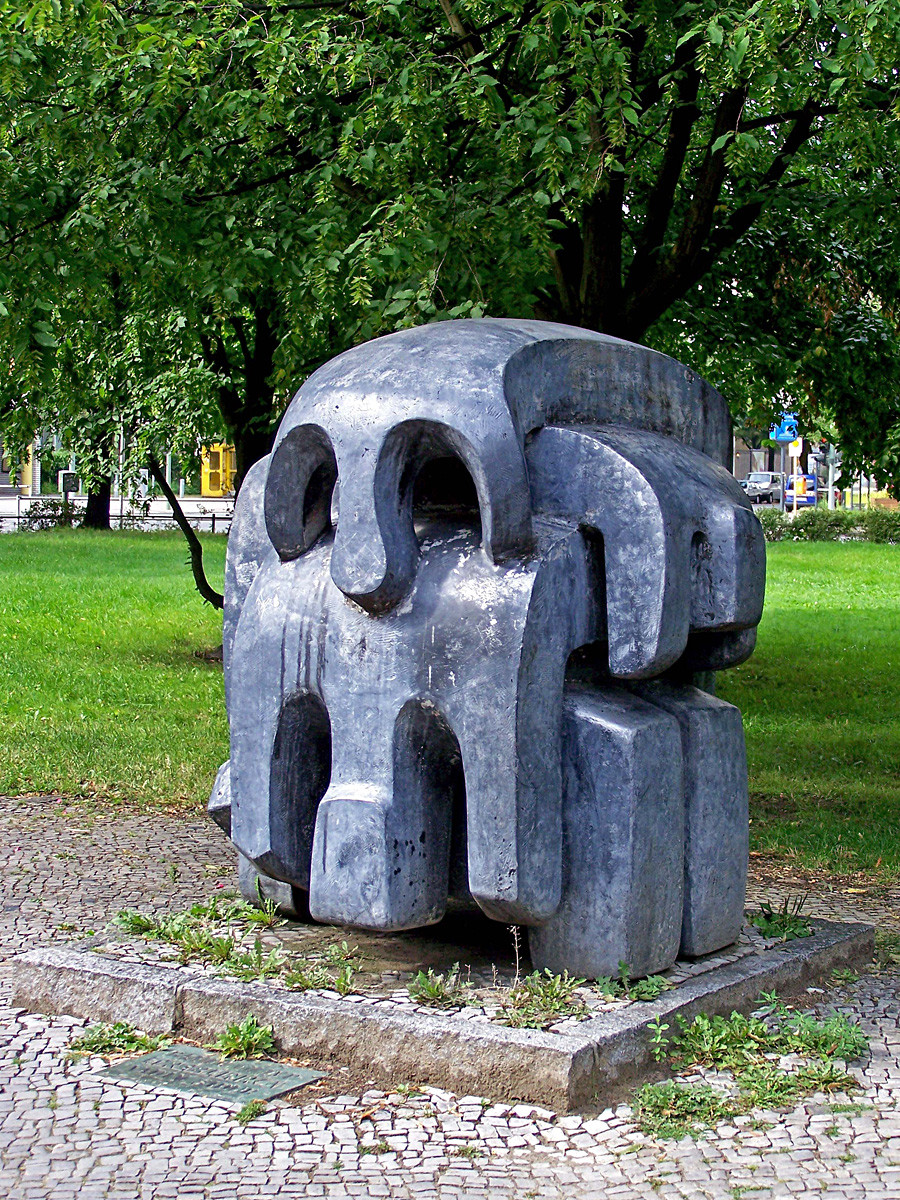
[10,919,874,1111]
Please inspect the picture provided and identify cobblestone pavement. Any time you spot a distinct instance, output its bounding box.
[2,796,899,1199]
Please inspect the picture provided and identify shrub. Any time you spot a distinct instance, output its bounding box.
[20,498,79,530]
[757,508,787,542]
[864,507,900,544]
[788,508,861,542]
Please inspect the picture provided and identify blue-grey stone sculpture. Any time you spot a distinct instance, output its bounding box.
[209,319,766,978]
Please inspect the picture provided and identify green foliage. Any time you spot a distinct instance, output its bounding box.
[211,1015,276,1060]
[117,896,360,993]
[499,969,587,1029]
[864,507,900,544]
[221,939,288,981]
[236,1099,268,1125]
[19,497,79,530]
[3,0,899,496]
[748,897,813,942]
[756,506,900,546]
[67,1021,170,1059]
[407,964,471,1008]
[636,993,867,1139]
[829,968,860,987]
[634,1080,740,1140]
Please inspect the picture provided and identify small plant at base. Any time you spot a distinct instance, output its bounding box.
[407,964,470,1008]
[246,881,283,928]
[829,968,859,987]
[627,975,670,1001]
[749,896,812,942]
[283,962,333,992]
[236,1099,268,1125]
[509,924,523,986]
[360,1140,390,1154]
[454,1145,483,1159]
[648,1017,671,1062]
[211,1015,276,1060]
[67,1021,170,1059]
[634,992,868,1140]
[634,1081,740,1140]
[499,969,587,1029]
[224,939,288,981]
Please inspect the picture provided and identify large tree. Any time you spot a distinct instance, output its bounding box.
[3,0,899,498]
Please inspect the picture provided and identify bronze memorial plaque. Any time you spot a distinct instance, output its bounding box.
[101,1045,323,1103]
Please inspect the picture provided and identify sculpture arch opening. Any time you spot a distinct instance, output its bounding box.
[264,424,338,561]
[412,455,481,542]
[269,690,332,889]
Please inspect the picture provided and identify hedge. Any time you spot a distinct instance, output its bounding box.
[757,506,900,544]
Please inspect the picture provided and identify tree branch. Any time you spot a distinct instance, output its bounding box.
[147,454,224,609]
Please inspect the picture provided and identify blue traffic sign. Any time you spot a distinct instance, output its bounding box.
[770,413,799,443]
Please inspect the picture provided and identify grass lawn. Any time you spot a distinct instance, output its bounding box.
[717,541,900,880]
[0,531,227,810]
[0,531,897,879]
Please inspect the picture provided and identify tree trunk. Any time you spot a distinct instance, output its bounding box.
[81,476,112,530]
[232,424,277,496]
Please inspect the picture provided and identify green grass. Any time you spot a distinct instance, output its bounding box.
[0,530,227,810]
[1,533,898,878]
[717,542,900,879]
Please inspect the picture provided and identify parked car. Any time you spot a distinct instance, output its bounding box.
[784,473,818,507]
[741,472,783,504]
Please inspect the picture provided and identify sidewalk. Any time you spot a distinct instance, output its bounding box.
[2,795,898,1199]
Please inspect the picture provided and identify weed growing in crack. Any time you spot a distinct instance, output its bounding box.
[210,1015,276,1060]
[223,939,288,981]
[236,1099,268,1125]
[499,969,587,1029]
[634,991,868,1140]
[407,964,471,1008]
[748,896,812,942]
[67,1021,170,1060]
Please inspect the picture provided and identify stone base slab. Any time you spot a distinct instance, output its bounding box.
[10,920,874,1112]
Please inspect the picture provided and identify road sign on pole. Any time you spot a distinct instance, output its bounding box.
[788,438,803,458]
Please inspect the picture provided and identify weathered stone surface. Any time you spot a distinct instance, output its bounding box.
[527,687,684,979]
[211,318,766,975]
[628,681,749,958]
[9,947,178,1034]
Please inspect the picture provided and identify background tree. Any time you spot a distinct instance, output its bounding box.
[3,0,898,513]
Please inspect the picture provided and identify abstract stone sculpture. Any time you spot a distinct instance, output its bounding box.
[210,319,765,979]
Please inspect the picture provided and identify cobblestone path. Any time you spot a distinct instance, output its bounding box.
[2,796,899,1199]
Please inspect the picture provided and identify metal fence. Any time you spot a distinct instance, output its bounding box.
[0,504,232,535]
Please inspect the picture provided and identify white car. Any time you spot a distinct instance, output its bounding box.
[741,472,783,504]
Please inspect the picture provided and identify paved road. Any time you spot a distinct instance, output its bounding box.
[2,796,899,1199]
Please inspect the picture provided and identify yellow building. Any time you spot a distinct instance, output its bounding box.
[200,443,237,497]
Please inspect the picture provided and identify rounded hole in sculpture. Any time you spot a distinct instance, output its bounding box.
[269,691,332,889]
[264,424,337,560]
[303,459,338,533]
[392,700,467,916]
[565,526,610,687]
[411,455,481,545]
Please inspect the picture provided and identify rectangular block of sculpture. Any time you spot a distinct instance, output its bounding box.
[210,318,766,978]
